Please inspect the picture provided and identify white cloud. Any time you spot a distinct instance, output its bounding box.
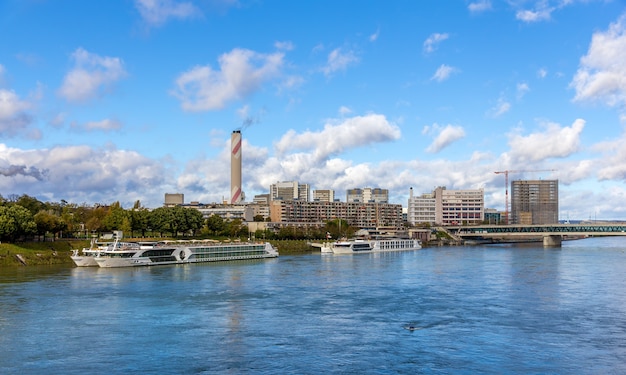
[593,133,626,181]
[517,82,530,99]
[275,41,294,51]
[506,118,585,163]
[0,89,33,137]
[274,113,401,161]
[431,64,458,82]
[571,13,626,109]
[134,0,199,26]
[83,118,123,131]
[516,7,553,23]
[538,68,548,78]
[322,48,359,76]
[487,97,511,117]
[172,48,285,111]
[468,0,492,13]
[338,106,352,116]
[370,29,380,42]
[58,48,127,102]
[0,143,170,207]
[423,33,449,54]
[423,124,466,153]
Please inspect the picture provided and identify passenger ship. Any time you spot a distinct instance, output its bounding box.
[94,239,278,268]
[327,238,421,254]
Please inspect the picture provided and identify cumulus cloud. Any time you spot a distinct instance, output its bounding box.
[516,6,553,23]
[431,64,458,82]
[274,113,401,161]
[593,133,626,181]
[134,0,199,26]
[370,29,380,42]
[517,82,530,99]
[468,0,492,13]
[58,48,127,102]
[506,118,585,163]
[321,48,359,76]
[571,13,626,109]
[172,48,285,111]
[0,89,33,136]
[0,143,170,207]
[422,123,466,153]
[423,33,449,54]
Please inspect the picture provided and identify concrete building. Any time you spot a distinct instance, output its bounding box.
[406,188,436,225]
[269,200,403,229]
[230,130,243,204]
[511,179,558,224]
[270,181,310,202]
[313,189,335,202]
[434,186,484,225]
[164,193,184,207]
[407,186,484,226]
[346,187,389,203]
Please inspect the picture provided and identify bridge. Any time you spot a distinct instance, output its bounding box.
[446,224,626,246]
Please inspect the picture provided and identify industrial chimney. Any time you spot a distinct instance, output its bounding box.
[231,130,242,204]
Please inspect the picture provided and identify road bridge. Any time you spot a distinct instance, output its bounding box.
[447,224,626,247]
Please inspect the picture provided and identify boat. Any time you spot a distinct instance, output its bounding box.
[328,238,421,254]
[70,238,110,267]
[94,239,279,268]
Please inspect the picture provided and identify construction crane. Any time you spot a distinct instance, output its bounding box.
[494,169,556,224]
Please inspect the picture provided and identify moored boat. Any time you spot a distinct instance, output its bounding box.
[70,239,110,267]
[329,238,421,254]
[94,239,279,268]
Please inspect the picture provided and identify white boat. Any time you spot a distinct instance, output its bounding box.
[70,239,110,267]
[94,239,278,268]
[329,238,421,254]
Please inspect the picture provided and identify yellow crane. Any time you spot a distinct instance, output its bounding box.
[494,169,556,224]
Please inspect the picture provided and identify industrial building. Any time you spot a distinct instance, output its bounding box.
[510,180,558,224]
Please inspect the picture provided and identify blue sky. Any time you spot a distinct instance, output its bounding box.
[1,0,625,220]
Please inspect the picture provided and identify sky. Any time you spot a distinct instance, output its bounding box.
[1,0,626,220]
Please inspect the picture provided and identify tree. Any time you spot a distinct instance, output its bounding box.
[206,214,226,236]
[34,211,66,240]
[103,202,131,233]
[0,205,37,241]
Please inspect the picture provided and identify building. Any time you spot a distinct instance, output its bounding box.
[407,186,484,226]
[346,187,389,203]
[313,189,335,202]
[269,200,403,229]
[230,130,243,204]
[511,180,558,224]
[406,188,436,225]
[270,181,310,202]
[164,193,184,207]
[434,186,484,225]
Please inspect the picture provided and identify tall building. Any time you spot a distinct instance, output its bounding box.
[270,181,310,202]
[313,189,335,202]
[511,180,558,224]
[408,186,484,225]
[407,188,436,225]
[434,186,484,225]
[346,187,389,203]
[230,130,243,204]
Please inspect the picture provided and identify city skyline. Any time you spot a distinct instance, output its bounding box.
[1,1,625,220]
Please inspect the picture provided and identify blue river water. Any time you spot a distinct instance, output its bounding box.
[1,237,626,374]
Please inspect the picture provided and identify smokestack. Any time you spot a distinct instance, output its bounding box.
[231,130,242,204]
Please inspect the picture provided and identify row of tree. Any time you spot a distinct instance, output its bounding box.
[0,194,354,242]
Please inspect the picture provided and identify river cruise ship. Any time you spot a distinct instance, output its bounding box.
[328,238,421,254]
[94,239,278,268]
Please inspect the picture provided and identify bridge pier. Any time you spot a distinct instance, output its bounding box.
[543,235,562,247]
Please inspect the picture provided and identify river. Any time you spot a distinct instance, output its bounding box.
[1,237,625,374]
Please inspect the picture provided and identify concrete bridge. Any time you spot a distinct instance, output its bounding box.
[447,224,626,247]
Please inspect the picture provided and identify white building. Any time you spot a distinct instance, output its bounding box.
[270,181,310,201]
[407,186,484,226]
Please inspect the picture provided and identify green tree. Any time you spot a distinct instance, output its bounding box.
[206,214,226,236]
[103,202,131,233]
[0,205,37,241]
[34,210,66,240]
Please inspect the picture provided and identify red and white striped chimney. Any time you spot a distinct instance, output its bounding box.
[230,130,242,204]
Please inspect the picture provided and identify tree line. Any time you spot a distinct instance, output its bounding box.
[0,194,354,242]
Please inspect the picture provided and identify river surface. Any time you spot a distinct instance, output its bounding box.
[1,237,625,374]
